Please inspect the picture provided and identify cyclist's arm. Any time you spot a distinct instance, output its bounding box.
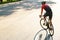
[41,6,43,15]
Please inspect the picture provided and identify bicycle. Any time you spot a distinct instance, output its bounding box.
[34,15,54,40]
[40,15,54,36]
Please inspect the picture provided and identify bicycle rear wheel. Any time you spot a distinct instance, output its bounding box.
[49,25,54,36]
[40,19,48,30]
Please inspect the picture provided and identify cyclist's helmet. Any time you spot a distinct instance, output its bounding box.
[41,1,46,4]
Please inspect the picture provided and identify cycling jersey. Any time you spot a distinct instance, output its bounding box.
[41,4,53,20]
[42,4,52,13]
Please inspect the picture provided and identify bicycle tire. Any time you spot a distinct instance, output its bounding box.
[49,25,54,36]
[40,19,48,30]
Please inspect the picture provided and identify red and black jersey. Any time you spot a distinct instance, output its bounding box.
[42,4,52,13]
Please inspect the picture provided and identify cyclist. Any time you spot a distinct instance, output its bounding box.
[40,1,53,27]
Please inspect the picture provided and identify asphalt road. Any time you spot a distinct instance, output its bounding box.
[0,1,60,40]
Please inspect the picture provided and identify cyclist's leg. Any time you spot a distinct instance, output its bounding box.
[43,12,48,25]
[49,12,52,26]
[44,15,46,23]
[48,19,52,26]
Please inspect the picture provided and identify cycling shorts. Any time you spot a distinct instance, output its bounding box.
[44,12,52,20]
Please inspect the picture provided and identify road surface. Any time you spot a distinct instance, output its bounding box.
[0,0,60,40]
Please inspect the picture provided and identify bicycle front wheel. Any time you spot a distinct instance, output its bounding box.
[40,19,48,30]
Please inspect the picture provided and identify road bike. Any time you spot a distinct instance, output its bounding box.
[40,15,54,36]
[34,15,54,40]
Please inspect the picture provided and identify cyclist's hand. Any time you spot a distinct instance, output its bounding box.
[39,15,42,18]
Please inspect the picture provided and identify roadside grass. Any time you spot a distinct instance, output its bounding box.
[0,0,21,4]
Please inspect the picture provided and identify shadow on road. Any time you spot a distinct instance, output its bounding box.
[0,1,56,16]
[34,29,53,40]
[34,29,47,40]
[44,34,53,40]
